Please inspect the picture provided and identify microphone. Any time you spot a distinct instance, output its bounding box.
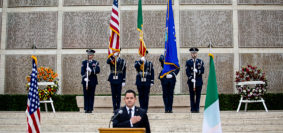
[109,110,123,128]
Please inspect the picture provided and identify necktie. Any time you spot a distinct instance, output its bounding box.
[129,109,132,118]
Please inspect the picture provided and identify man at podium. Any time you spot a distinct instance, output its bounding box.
[113,90,151,133]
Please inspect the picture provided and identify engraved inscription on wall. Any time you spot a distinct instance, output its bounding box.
[121,0,172,5]
[8,0,58,7]
[7,12,58,49]
[238,0,283,5]
[64,0,112,6]
[63,12,110,49]
[239,10,283,47]
[181,53,234,94]
[180,10,233,48]
[240,54,283,93]
[180,0,232,4]
[5,55,56,94]
[121,10,166,49]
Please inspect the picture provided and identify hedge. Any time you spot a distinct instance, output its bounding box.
[0,94,282,111]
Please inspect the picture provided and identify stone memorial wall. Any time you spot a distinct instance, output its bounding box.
[0,0,282,95]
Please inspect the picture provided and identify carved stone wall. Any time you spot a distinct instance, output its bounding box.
[7,12,58,49]
[63,12,110,49]
[64,0,112,6]
[238,10,283,47]
[181,53,234,94]
[121,0,172,5]
[238,0,283,5]
[240,54,283,93]
[180,10,233,48]
[180,0,232,4]
[121,10,166,48]
[8,0,58,7]
[5,55,56,94]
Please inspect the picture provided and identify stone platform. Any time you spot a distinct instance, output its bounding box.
[76,95,206,113]
[1,111,283,133]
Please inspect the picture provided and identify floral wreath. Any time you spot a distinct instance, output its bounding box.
[235,65,268,100]
[26,66,59,101]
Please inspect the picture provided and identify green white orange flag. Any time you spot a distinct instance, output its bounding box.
[202,53,222,133]
[137,0,146,57]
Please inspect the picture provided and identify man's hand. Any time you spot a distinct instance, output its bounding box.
[130,116,141,124]
[114,52,119,57]
[191,79,196,83]
[166,74,173,78]
[140,57,145,62]
[193,68,198,73]
[122,82,126,87]
[87,67,92,72]
[150,83,154,87]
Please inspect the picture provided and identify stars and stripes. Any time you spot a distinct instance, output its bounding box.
[26,55,41,133]
[108,0,120,58]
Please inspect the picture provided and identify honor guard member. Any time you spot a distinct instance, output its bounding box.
[159,55,179,113]
[186,48,204,113]
[81,49,100,113]
[107,50,127,111]
[134,50,154,112]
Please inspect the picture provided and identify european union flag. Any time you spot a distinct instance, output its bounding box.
[160,0,180,78]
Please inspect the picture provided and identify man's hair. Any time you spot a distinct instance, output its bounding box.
[125,89,136,98]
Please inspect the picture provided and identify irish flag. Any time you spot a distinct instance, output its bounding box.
[202,54,222,133]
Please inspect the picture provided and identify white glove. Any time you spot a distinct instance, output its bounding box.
[166,74,173,78]
[150,83,154,87]
[193,68,198,73]
[87,67,92,72]
[122,82,126,87]
[141,57,145,62]
[191,79,196,83]
[114,52,119,57]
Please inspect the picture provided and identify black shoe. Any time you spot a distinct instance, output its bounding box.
[88,110,92,113]
[85,110,88,113]
[168,111,173,113]
[165,110,169,113]
[191,111,196,113]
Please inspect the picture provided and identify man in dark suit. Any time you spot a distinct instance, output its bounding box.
[185,48,204,113]
[81,49,100,113]
[113,89,151,133]
[134,51,154,112]
[107,50,127,111]
[159,55,179,113]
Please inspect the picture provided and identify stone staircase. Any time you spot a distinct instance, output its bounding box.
[0,111,283,133]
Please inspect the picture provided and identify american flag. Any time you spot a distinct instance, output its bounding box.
[108,0,120,58]
[26,56,41,133]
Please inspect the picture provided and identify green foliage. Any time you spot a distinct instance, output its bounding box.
[0,94,282,111]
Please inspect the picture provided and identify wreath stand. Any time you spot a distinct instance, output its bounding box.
[236,81,268,112]
[38,82,56,113]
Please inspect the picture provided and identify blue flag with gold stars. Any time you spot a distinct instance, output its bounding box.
[160,0,179,78]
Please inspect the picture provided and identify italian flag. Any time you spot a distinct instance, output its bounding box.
[202,54,222,133]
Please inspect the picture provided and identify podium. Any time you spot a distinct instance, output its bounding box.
[98,128,145,133]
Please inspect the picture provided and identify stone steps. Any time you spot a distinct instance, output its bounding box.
[1,111,283,133]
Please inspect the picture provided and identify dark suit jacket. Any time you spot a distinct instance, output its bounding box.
[113,106,151,133]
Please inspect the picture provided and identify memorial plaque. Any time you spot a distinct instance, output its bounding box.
[239,10,283,47]
[5,55,56,94]
[180,0,232,5]
[240,53,283,93]
[7,12,57,49]
[121,0,172,5]
[63,12,110,49]
[64,0,112,6]
[8,0,58,7]
[121,10,166,48]
[238,0,283,5]
[180,10,233,48]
